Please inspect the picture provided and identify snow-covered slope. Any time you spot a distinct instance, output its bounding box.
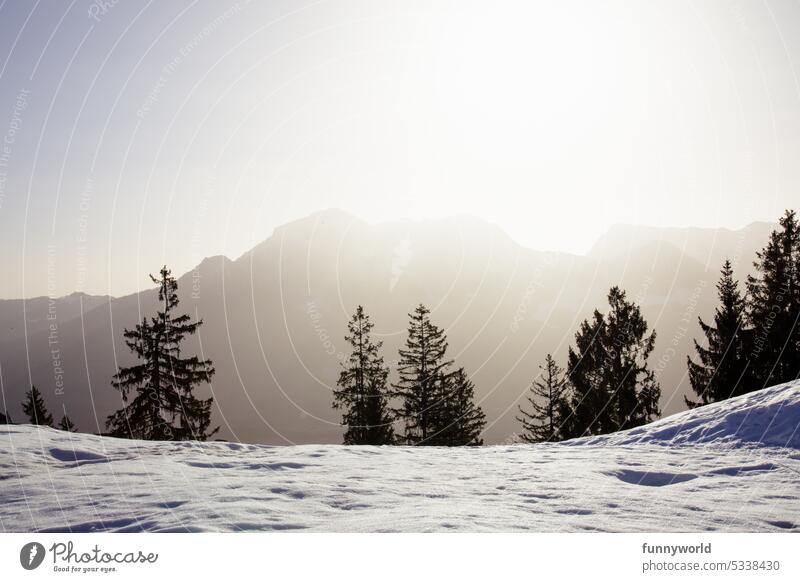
[1,383,798,532]
[575,380,800,449]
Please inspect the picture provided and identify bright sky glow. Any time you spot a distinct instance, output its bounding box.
[1,0,799,297]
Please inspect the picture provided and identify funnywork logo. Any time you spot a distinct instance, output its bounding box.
[20,542,46,570]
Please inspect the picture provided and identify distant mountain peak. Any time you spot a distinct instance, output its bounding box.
[589,220,778,268]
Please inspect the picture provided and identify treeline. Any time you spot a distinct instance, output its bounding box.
[686,209,800,405]
[516,209,799,443]
[5,209,797,447]
[0,385,77,431]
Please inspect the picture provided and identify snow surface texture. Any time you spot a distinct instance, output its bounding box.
[1,382,799,532]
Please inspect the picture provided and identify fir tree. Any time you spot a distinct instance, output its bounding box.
[565,287,661,438]
[58,415,78,432]
[393,304,453,445]
[566,311,611,437]
[434,367,486,445]
[686,260,753,407]
[517,354,569,442]
[747,209,800,388]
[0,410,13,424]
[333,306,395,445]
[605,286,661,430]
[22,385,54,427]
[106,266,217,441]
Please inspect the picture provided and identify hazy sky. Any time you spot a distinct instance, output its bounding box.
[1,0,799,298]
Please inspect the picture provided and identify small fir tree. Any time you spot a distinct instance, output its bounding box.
[434,368,486,446]
[517,354,569,442]
[22,386,54,427]
[58,414,78,432]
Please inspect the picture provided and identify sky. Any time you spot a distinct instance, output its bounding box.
[1,0,800,298]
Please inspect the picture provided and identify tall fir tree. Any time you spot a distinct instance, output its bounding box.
[517,354,569,442]
[106,266,217,441]
[22,385,54,427]
[746,209,800,388]
[433,367,486,445]
[565,287,661,438]
[686,260,753,407]
[332,306,395,445]
[393,304,453,445]
[58,414,78,432]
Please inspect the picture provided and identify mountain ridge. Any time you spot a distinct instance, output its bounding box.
[2,209,777,303]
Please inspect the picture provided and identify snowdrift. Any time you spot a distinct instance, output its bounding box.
[574,380,800,449]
